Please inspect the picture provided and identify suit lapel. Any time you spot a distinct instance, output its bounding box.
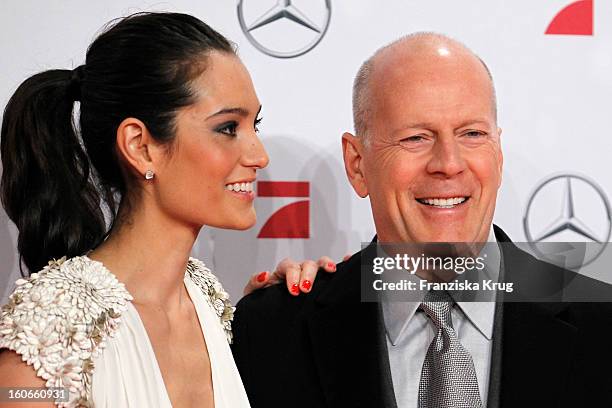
[499,302,578,407]
[494,226,579,407]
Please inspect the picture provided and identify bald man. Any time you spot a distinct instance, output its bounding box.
[231,33,612,408]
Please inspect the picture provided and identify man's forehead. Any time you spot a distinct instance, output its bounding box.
[371,66,493,105]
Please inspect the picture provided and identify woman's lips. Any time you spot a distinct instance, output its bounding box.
[225,181,255,201]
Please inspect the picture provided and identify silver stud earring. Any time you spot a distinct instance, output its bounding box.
[144,170,155,180]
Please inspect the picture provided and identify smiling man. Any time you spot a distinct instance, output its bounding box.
[231,33,612,408]
[345,34,502,245]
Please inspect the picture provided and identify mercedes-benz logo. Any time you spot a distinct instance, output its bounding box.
[523,173,612,268]
[237,0,332,58]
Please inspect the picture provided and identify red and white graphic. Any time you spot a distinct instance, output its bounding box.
[545,0,593,36]
[257,181,310,238]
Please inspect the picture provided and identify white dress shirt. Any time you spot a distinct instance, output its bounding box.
[381,228,501,408]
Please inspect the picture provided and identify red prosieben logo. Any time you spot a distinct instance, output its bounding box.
[546,0,593,36]
[257,181,309,239]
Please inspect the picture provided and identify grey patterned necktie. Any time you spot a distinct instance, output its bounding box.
[418,290,483,408]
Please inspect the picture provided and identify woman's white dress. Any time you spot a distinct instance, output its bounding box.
[0,255,251,408]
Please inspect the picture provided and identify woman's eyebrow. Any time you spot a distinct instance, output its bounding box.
[206,107,250,119]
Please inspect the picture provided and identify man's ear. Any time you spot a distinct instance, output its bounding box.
[342,132,368,198]
[115,117,159,178]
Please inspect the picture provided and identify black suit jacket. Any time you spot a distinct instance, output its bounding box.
[232,226,612,408]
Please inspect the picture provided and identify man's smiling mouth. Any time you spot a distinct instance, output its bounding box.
[416,196,469,209]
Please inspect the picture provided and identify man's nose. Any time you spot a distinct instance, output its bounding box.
[425,135,467,178]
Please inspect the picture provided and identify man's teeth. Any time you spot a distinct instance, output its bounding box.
[418,197,467,208]
[225,182,254,192]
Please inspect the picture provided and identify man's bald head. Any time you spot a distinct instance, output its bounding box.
[352,32,497,140]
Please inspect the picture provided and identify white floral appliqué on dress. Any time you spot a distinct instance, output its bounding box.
[0,256,251,408]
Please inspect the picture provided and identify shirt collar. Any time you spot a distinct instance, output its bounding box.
[381,226,500,345]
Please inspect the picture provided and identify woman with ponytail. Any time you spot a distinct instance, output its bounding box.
[0,12,332,407]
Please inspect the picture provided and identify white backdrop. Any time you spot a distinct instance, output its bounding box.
[1,0,611,302]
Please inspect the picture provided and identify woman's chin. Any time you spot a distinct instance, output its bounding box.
[214,216,257,231]
[233,221,256,231]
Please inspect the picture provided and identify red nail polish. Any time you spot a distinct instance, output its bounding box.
[291,283,300,294]
[328,262,336,271]
[256,272,267,283]
[302,280,312,290]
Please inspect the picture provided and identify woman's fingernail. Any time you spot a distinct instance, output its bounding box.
[290,283,300,294]
[301,280,312,290]
[328,262,336,271]
[256,272,268,283]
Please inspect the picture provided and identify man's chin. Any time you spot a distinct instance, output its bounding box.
[413,229,477,244]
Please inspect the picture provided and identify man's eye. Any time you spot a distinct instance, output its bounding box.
[402,135,426,143]
[464,130,485,138]
[216,122,238,136]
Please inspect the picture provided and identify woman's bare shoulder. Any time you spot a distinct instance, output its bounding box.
[0,348,45,386]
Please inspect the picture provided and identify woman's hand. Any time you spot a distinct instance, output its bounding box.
[243,255,349,296]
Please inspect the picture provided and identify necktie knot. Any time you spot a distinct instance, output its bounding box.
[419,290,453,330]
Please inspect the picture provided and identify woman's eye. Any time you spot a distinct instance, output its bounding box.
[216,122,238,136]
[254,116,263,133]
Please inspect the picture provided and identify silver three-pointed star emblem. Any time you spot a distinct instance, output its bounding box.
[237,0,332,58]
[523,173,612,268]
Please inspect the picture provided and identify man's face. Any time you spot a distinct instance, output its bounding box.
[346,46,503,244]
